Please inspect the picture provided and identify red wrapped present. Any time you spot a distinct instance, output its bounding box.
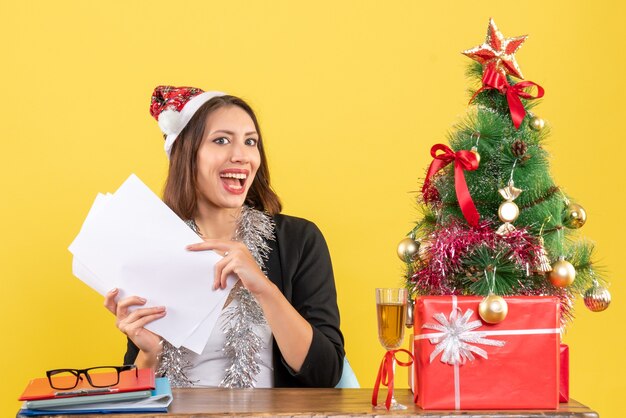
[413,296,560,410]
[560,344,569,402]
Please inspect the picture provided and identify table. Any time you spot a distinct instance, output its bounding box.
[18,388,599,417]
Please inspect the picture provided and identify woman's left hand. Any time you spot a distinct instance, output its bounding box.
[186,239,272,296]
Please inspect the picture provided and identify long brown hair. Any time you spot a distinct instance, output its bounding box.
[162,95,282,219]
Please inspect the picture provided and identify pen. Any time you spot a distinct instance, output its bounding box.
[54,388,120,396]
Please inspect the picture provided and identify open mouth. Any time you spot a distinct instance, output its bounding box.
[220,171,248,191]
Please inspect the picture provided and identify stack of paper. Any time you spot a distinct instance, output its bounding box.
[68,174,236,353]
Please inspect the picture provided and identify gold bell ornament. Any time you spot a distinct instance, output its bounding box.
[535,237,552,274]
[478,294,508,324]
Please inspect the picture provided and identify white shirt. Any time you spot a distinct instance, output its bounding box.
[183,298,274,388]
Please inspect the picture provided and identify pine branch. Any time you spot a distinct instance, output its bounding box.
[455,244,527,295]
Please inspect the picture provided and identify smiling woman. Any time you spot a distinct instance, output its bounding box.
[161,94,281,221]
[102,86,345,388]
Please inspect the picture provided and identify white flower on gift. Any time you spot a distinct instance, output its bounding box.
[422,308,505,365]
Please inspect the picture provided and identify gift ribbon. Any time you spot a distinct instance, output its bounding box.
[371,349,414,410]
[420,306,505,365]
[422,144,479,227]
[471,65,545,129]
[414,296,561,410]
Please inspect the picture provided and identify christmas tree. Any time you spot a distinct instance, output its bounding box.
[401,19,611,324]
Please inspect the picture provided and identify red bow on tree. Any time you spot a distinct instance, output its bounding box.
[422,144,480,227]
[474,64,544,129]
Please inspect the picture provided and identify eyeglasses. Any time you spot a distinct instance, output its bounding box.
[46,365,138,390]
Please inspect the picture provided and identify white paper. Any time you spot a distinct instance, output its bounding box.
[71,193,116,295]
[69,174,235,353]
[72,258,109,296]
[182,301,227,350]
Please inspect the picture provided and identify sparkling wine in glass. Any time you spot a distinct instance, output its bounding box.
[375,288,407,410]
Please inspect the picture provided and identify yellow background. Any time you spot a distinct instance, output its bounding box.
[1,1,624,416]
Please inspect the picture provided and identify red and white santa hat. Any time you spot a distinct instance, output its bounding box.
[150,85,226,157]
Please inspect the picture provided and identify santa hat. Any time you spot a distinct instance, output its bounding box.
[150,85,226,156]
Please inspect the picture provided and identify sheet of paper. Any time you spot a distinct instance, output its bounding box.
[72,258,109,296]
[69,174,235,353]
[182,301,227,351]
[71,193,114,295]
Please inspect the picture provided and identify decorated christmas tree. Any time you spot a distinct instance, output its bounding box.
[400,18,611,325]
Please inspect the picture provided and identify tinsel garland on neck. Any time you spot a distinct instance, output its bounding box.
[220,206,274,388]
[157,206,274,388]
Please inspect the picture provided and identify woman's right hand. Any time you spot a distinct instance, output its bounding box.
[104,288,166,358]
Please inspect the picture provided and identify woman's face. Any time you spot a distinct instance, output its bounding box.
[195,105,261,212]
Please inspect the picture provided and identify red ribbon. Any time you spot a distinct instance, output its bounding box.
[504,81,545,129]
[471,65,545,129]
[371,349,414,410]
[422,144,480,227]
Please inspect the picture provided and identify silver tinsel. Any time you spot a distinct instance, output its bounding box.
[235,205,274,267]
[158,206,275,388]
[156,340,197,388]
[220,285,267,387]
[220,206,274,388]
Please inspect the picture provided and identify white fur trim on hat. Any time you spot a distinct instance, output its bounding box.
[161,91,226,157]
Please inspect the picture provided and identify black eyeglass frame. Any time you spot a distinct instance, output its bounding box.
[46,365,138,390]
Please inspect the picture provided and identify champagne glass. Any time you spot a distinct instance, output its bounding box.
[375,288,408,410]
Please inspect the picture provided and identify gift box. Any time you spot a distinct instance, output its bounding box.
[560,344,569,402]
[412,296,560,410]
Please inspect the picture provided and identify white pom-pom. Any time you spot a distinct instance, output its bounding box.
[158,109,183,136]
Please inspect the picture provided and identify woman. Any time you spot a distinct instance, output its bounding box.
[103,86,344,388]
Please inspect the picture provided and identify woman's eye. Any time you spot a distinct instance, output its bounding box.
[213,137,230,145]
[245,138,258,146]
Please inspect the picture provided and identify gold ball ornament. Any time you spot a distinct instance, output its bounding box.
[549,258,576,287]
[529,116,545,131]
[470,146,481,165]
[397,237,420,261]
[478,295,509,324]
[584,282,611,312]
[563,203,587,229]
[498,201,520,223]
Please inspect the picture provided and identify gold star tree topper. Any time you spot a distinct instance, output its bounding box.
[463,18,528,80]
